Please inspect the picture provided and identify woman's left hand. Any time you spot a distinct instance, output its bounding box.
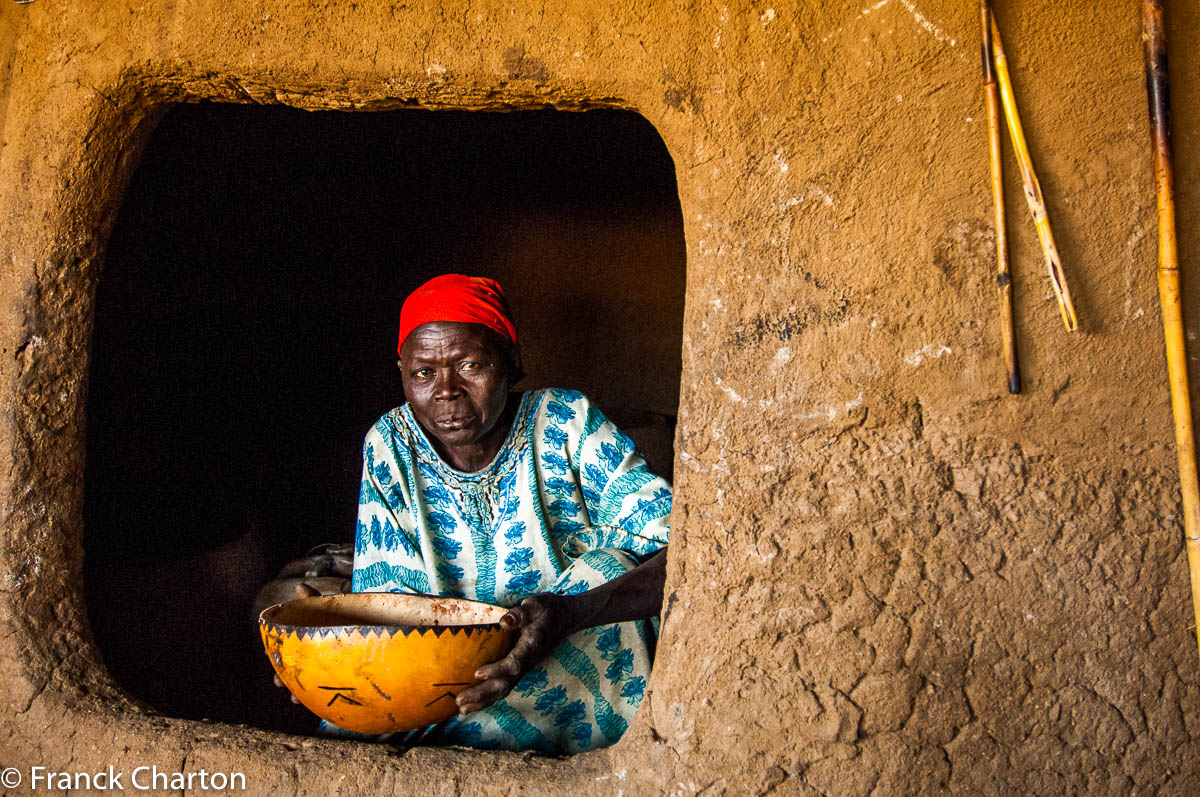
[454,592,577,714]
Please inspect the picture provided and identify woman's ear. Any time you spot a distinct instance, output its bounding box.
[508,345,526,386]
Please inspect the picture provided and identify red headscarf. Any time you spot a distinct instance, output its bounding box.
[397,274,518,356]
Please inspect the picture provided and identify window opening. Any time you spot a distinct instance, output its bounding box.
[84,103,686,735]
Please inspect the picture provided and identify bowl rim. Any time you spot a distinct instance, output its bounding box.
[257,591,511,636]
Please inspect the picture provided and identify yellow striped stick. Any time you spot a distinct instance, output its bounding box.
[981,0,1020,393]
[990,16,1079,332]
[1143,0,1200,659]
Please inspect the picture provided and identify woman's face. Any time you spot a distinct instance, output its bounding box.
[399,321,515,461]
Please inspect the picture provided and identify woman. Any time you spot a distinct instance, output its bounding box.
[347,273,671,754]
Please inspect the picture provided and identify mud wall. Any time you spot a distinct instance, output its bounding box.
[2,0,1200,794]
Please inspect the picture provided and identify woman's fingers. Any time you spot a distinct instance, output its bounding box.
[454,594,568,714]
[464,635,543,710]
[489,621,551,675]
[475,652,524,681]
[499,594,564,632]
[273,673,300,704]
[490,619,547,673]
[454,675,517,714]
[499,604,532,630]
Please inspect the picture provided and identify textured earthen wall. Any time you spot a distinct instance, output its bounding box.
[3,0,1200,793]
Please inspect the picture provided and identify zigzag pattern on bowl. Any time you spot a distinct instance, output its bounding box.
[261,623,504,640]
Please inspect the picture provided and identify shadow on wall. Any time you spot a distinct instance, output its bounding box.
[1170,0,1200,401]
[83,104,686,732]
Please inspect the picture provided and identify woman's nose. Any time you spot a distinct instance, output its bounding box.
[433,370,463,399]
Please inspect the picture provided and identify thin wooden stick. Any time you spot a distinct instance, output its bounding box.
[1143,0,1200,659]
[990,16,1079,332]
[982,1,1020,393]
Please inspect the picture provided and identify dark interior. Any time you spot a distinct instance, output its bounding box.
[83,103,686,732]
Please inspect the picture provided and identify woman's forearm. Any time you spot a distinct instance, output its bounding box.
[560,547,667,634]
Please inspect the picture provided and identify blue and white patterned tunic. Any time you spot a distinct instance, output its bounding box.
[349,387,671,753]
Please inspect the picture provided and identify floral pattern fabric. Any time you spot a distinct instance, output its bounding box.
[348,388,671,753]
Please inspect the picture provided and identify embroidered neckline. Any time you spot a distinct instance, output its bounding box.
[391,390,544,487]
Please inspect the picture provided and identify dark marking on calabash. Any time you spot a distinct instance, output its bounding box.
[424,692,460,708]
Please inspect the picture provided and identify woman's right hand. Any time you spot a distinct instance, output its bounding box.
[453,592,577,714]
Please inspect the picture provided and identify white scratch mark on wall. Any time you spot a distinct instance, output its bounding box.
[822,1,888,42]
[905,344,953,366]
[857,0,891,22]
[897,0,956,45]
[713,4,728,48]
[1124,219,1150,319]
[780,188,835,210]
[798,405,838,422]
[761,8,776,23]
[822,0,956,46]
[715,377,747,405]
[795,392,863,423]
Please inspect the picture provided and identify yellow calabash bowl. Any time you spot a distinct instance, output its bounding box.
[259,593,514,734]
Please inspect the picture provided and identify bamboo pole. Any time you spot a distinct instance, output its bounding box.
[1143,0,1200,657]
[981,1,1020,394]
[990,16,1080,332]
